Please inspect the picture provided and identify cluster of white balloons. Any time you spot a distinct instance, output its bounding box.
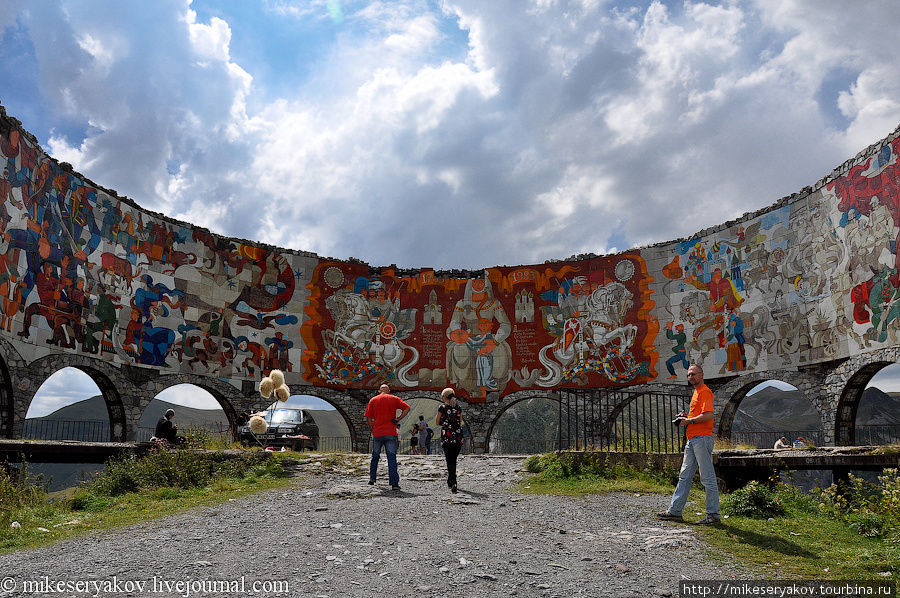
[248,369,290,435]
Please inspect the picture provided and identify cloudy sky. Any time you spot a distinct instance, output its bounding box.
[5,0,900,412]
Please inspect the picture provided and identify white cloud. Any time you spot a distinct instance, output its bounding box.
[26,368,102,418]
[186,11,232,62]
[3,0,900,271]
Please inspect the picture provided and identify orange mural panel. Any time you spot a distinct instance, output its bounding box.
[301,253,657,400]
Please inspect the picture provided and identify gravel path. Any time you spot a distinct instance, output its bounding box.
[0,455,745,597]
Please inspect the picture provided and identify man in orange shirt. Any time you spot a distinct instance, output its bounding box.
[658,363,720,524]
[365,383,410,490]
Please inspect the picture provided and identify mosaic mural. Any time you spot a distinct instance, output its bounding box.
[302,257,658,401]
[1,104,900,397]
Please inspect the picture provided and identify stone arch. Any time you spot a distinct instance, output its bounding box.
[602,389,690,452]
[18,354,133,441]
[275,386,386,452]
[711,367,831,442]
[824,350,900,445]
[0,352,13,439]
[0,337,24,438]
[138,374,246,440]
[484,390,562,454]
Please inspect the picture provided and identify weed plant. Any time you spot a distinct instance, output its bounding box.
[813,468,900,539]
[75,448,282,502]
[0,465,45,527]
[182,426,239,450]
[1,449,290,553]
[721,480,786,519]
[521,452,677,495]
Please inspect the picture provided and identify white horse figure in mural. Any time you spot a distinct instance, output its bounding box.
[513,281,637,387]
[320,290,419,386]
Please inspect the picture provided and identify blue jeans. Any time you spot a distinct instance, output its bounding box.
[668,434,719,516]
[370,435,399,486]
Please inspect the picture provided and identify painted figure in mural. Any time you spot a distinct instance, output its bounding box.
[684,268,743,313]
[725,309,746,371]
[316,275,419,386]
[266,331,293,372]
[464,317,498,394]
[665,321,689,380]
[82,282,119,354]
[517,279,641,387]
[446,273,512,399]
[867,265,900,343]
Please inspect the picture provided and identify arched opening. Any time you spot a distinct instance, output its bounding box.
[24,366,121,441]
[488,397,573,454]
[140,384,231,443]
[835,361,893,445]
[729,380,823,448]
[857,364,900,445]
[241,393,358,452]
[400,396,455,455]
[22,367,119,491]
[608,391,690,452]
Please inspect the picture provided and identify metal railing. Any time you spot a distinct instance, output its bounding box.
[729,426,900,448]
[315,436,354,452]
[558,387,692,453]
[22,419,111,442]
[853,425,900,446]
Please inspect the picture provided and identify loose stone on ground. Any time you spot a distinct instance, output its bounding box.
[0,455,744,597]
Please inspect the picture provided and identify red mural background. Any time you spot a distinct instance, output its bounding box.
[302,253,658,401]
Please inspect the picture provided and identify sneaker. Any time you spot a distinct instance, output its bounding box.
[451,483,458,493]
[391,484,401,491]
[656,511,683,522]
[695,515,721,525]
[367,479,375,485]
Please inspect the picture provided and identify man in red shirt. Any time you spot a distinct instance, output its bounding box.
[658,363,720,524]
[364,383,410,490]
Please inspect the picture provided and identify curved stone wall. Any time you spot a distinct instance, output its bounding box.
[2,104,900,413]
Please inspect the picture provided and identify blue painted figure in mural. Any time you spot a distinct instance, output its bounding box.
[126,275,184,365]
[725,310,746,371]
[132,275,184,319]
[665,321,689,379]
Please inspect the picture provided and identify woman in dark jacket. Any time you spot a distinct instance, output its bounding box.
[436,387,464,492]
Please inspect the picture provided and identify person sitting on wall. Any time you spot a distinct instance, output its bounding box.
[773,436,790,450]
[153,408,185,445]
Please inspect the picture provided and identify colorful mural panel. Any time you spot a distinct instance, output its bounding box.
[301,255,658,401]
[0,116,312,383]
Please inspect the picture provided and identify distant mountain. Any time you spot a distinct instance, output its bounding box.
[858,387,900,425]
[731,386,900,444]
[732,388,822,433]
[304,409,350,438]
[37,395,230,431]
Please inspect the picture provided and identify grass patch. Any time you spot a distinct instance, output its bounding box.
[520,452,900,580]
[0,449,294,554]
[518,452,677,496]
[705,476,899,579]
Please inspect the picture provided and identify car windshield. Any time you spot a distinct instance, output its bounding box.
[269,409,304,425]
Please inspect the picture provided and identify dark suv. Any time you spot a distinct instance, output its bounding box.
[239,408,320,450]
